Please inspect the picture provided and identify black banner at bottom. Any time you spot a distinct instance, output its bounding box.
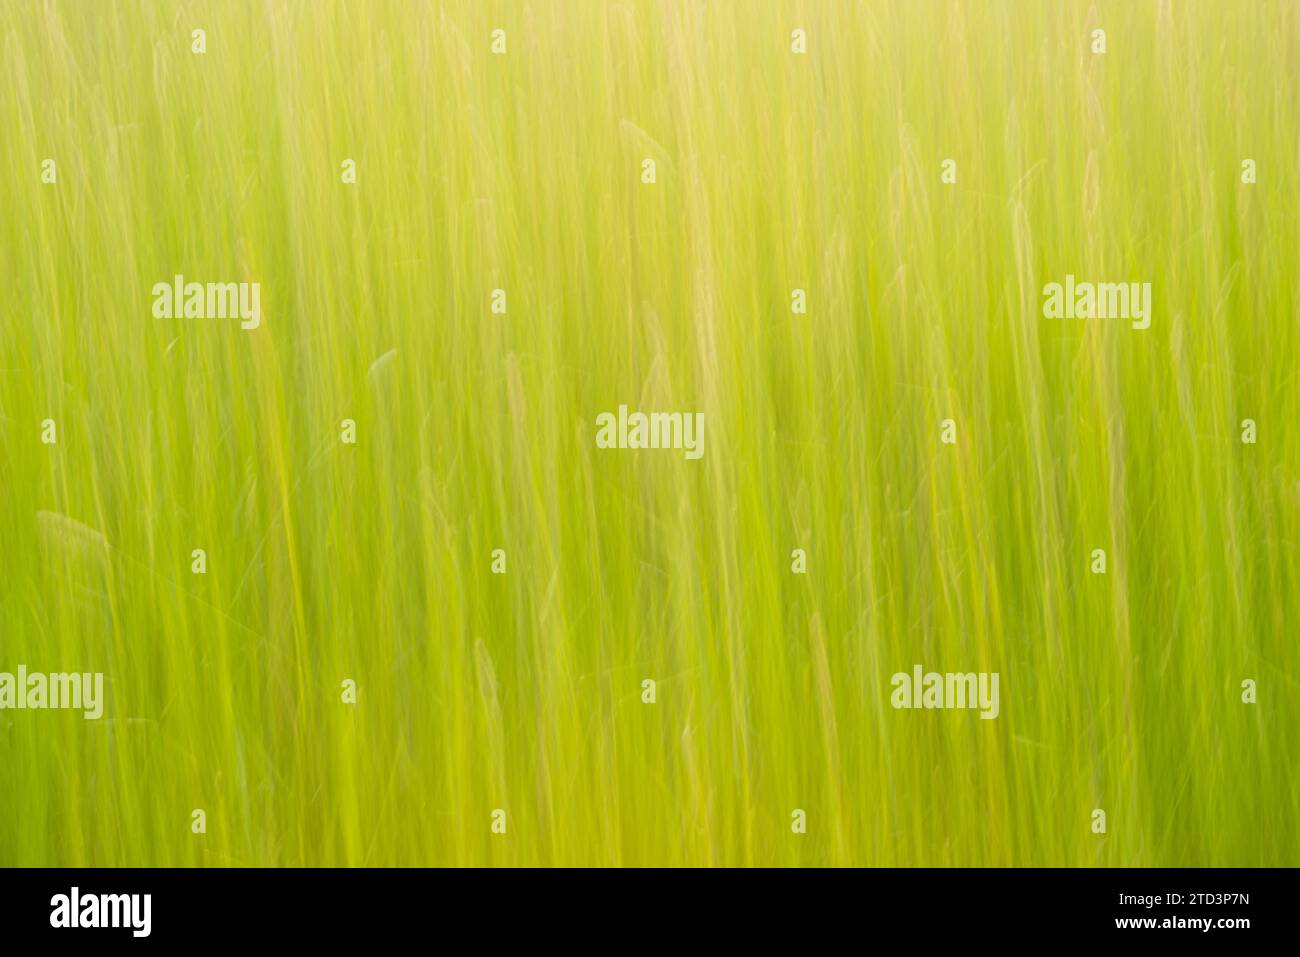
[0,867,1284,944]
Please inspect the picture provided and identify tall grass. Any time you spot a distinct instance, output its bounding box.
[0,0,1297,866]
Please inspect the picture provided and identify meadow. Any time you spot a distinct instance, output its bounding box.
[0,0,1297,866]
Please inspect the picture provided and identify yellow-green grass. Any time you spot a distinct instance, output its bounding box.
[1,0,1296,866]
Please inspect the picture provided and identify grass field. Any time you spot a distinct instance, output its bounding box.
[1,0,1297,867]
